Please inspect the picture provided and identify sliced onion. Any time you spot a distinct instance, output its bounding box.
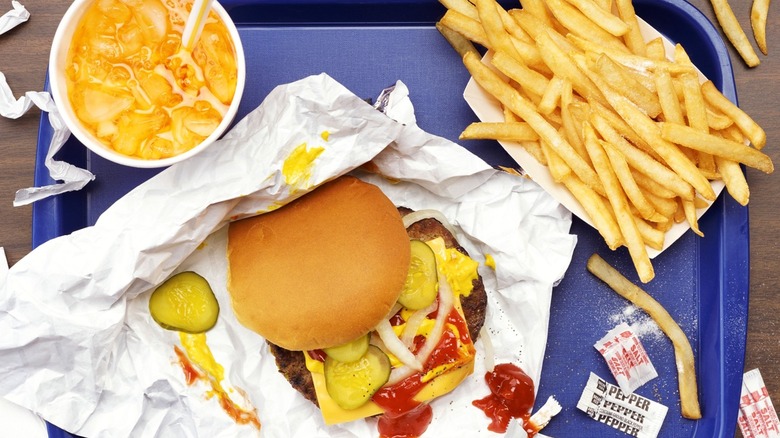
[402,209,458,237]
[401,299,439,349]
[411,272,454,367]
[375,319,423,372]
[479,325,495,373]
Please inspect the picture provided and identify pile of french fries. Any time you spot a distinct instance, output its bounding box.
[436,0,773,283]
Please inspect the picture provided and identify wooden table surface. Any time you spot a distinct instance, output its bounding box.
[0,0,777,435]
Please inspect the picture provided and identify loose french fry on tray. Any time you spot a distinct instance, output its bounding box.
[710,0,761,66]
[436,0,771,281]
[587,254,702,419]
[751,0,770,55]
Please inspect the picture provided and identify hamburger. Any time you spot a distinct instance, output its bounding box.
[226,176,487,433]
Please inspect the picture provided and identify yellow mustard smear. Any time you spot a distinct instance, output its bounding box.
[179,332,225,383]
[282,142,325,189]
[320,130,330,141]
[426,237,479,297]
[485,254,496,270]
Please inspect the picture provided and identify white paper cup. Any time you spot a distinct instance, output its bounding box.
[49,0,246,169]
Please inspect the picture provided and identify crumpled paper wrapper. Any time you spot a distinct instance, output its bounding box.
[0,1,28,35]
[1,2,95,206]
[0,73,575,437]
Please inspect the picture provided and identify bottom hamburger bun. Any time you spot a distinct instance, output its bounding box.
[269,207,488,407]
[226,176,412,351]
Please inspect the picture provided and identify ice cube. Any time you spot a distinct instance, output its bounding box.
[89,36,122,62]
[193,24,237,104]
[140,73,174,107]
[140,136,174,159]
[75,84,134,124]
[113,109,170,157]
[183,104,220,137]
[132,0,169,46]
[96,0,131,24]
[117,19,144,57]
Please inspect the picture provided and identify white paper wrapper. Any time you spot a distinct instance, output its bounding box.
[463,17,725,258]
[0,72,95,205]
[0,74,575,437]
[0,1,28,35]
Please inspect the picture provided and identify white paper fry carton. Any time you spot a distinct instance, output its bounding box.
[0,74,576,437]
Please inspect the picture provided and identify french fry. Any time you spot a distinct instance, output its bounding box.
[440,9,491,47]
[706,107,734,131]
[710,0,761,66]
[538,76,566,115]
[633,215,666,250]
[475,0,524,61]
[701,80,766,149]
[540,138,572,181]
[751,0,770,55]
[460,122,540,141]
[438,0,480,21]
[564,174,625,250]
[562,0,630,36]
[644,37,666,60]
[463,52,606,195]
[715,155,750,206]
[583,121,654,282]
[674,46,719,179]
[631,169,678,199]
[436,22,480,58]
[592,54,662,118]
[516,0,556,29]
[601,139,667,223]
[561,82,590,162]
[570,34,696,75]
[660,122,774,174]
[586,254,702,419]
[490,51,550,98]
[615,0,647,56]
[654,70,685,124]
[535,31,608,106]
[681,199,703,237]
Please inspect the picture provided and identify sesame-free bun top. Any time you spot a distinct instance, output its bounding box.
[226,176,411,351]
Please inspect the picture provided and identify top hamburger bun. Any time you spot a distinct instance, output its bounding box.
[226,176,411,351]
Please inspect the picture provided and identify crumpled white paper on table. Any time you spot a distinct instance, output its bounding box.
[0,1,28,35]
[0,1,96,206]
[0,74,576,437]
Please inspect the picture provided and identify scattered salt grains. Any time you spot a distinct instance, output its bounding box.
[609,305,664,341]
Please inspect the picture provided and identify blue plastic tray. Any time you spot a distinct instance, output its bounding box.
[36,0,746,437]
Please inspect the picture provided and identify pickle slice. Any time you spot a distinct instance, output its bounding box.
[149,271,219,333]
[323,334,370,363]
[398,240,439,310]
[324,345,391,410]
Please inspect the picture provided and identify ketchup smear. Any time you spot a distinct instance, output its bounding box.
[472,363,537,435]
[371,307,474,438]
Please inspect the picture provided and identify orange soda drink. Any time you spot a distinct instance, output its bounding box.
[65,0,239,160]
